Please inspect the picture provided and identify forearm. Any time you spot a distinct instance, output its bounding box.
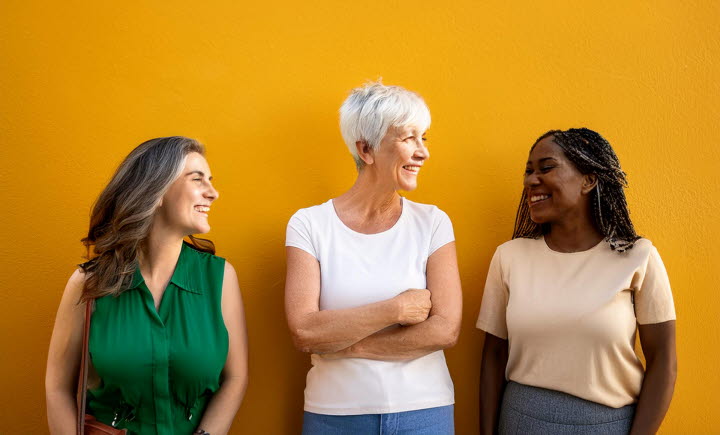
[479,334,508,435]
[479,361,505,435]
[292,298,399,354]
[46,390,78,435]
[196,376,247,435]
[629,359,677,435]
[330,314,459,361]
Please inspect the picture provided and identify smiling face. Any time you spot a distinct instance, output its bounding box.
[367,124,429,191]
[524,136,596,225]
[156,152,219,236]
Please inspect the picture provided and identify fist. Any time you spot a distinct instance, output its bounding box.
[394,289,432,325]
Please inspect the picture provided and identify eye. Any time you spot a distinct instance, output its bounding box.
[422,136,427,142]
[193,178,203,182]
[540,166,555,173]
[524,168,533,175]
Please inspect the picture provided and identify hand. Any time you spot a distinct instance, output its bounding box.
[394,289,432,325]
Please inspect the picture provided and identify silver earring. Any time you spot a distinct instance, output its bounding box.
[595,183,604,231]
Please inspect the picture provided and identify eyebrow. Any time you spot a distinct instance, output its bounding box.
[526,157,559,165]
[186,170,213,180]
[399,126,426,135]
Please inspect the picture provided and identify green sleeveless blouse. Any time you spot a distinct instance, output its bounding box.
[87,243,228,435]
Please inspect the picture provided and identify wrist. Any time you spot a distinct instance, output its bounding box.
[348,340,362,357]
[386,296,402,324]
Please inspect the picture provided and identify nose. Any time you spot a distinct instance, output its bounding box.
[205,183,219,202]
[414,139,429,161]
[524,170,540,188]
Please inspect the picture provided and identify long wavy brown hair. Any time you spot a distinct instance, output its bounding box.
[79,136,215,302]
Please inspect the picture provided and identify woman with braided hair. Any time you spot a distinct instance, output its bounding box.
[477,128,676,434]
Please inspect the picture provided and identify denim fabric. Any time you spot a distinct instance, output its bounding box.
[499,382,635,435]
[302,405,454,435]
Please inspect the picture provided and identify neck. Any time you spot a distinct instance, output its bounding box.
[545,218,603,252]
[336,169,401,218]
[139,222,185,280]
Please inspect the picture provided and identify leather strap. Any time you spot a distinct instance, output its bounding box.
[77,300,93,435]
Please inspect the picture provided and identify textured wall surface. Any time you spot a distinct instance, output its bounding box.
[1,1,718,433]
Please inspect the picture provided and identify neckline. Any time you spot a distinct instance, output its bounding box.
[329,197,405,236]
[541,235,606,254]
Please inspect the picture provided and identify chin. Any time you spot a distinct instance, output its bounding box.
[399,181,419,192]
[529,212,547,225]
[192,225,211,235]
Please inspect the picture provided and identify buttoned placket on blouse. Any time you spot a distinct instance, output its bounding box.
[123,245,207,432]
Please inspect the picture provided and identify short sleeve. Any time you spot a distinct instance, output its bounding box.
[635,247,676,325]
[476,248,509,339]
[285,210,318,259]
[429,208,455,256]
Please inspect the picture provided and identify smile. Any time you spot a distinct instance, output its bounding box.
[194,205,211,214]
[402,165,421,174]
[529,194,550,206]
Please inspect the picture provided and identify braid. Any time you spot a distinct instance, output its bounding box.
[512,128,640,253]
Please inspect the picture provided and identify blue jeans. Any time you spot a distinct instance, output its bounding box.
[302,405,454,435]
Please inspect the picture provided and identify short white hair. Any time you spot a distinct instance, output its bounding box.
[339,81,431,169]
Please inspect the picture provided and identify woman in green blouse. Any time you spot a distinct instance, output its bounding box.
[46,137,248,434]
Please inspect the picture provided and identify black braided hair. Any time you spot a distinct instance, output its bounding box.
[512,128,640,252]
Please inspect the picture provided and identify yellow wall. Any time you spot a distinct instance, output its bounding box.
[1,1,718,433]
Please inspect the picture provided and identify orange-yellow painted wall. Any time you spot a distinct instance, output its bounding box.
[1,1,718,433]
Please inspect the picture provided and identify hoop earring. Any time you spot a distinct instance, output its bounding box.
[595,183,604,231]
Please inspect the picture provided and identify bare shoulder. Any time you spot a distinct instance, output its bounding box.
[220,261,245,328]
[68,267,87,285]
[63,268,87,301]
[52,268,88,324]
[223,261,239,284]
[221,261,241,302]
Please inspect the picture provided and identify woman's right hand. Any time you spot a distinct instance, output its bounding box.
[394,289,432,325]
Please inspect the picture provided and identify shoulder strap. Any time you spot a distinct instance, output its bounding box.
[77,300,93,435]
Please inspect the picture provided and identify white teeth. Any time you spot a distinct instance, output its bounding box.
[530,195,550,203]
[403,165,420,173]
[194,206,210,212]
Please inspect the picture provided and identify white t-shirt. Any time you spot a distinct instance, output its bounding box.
[286,198,456,415]
[476,237,676,408]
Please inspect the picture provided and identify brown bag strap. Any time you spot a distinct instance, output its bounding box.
[77,300,93,435]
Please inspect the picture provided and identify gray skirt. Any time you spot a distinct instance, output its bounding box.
[499,382,635,435]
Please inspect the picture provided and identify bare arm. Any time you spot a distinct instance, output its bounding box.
[285,247,430,354]
[479,333,508,435]
[196,262,249,435]
[629,320,677,435]
[46,269,86,435]
[324,242,462,361]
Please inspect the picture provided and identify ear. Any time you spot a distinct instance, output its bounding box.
[582,174,598,194]
[355,140,374,166]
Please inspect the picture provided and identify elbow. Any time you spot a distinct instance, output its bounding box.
[45,371,74,402]
[290,328,327,354]
[646,352,678,385]
[666,355,678,384]
[435,324,460,349]
[290,328,312,353]
[668,355,678,380]
[231,373,250,398]
[445,327,460,348]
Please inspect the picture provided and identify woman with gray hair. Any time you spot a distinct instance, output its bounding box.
[46,137,248,434]
[285,82,462,434]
